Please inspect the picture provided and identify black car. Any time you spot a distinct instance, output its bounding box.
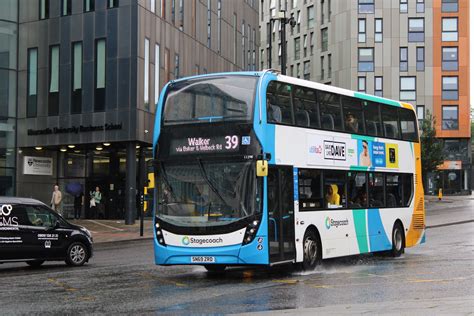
[0,197,93,267]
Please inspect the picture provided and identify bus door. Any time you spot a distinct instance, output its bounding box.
[268,166,296,263]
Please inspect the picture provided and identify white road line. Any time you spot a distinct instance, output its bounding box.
[86,220,125,231]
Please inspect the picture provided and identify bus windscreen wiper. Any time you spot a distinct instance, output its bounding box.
[197,159,227,206]
[159,161,178,202]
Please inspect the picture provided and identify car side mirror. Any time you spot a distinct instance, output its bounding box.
[256,160,268,177]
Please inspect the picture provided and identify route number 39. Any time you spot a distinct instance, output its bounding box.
[225,135,239,149]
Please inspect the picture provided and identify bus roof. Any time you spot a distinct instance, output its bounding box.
[167,71,414,111]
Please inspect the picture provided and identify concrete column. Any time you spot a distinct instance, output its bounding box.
[125,142,136,225]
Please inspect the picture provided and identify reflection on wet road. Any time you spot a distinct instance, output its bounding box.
[0,223,472,314]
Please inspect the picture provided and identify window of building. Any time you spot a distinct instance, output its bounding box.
[39,0,49,19]
[217,0,221,52]
[161,0,166,18]
[310,32,314,55]
[442,76,458,100]
[179,0,184,30]
[442,47,458,71]
[27,48,38,118]
[358,48,374,72]
[154,44,160,108]
[358,19,366,43]
[108,0,119,8]
[150,0,155,12]
[382,106,400,139]
[84,0,95,12]
[278,43,281,65]
[290,13,294,35]
[234,14,238,63]
[303,61,311,80]
[164,48,170,82]
[416,0,424,12]
[207,0,211,47]
[242,21,246,68]
[375,76,383,97]
[303,35,308,57]
[321,28,328,52]
[328,0,331,21]
[358,76,366,93]
[144,38,150,109]
[171,0,176,22]
[400,0,407,13]
[416,105,425,126]
[321,0,325,23]
[400,77,416,101]
[442,0,458,12]
[375,18,383,42]
[400,47,408,71]
[296,63,301,78]
[364,101,382,136]
[358,0,374,14]
[48,45,59,116]
[61,0,71,16]
[294,37,300,60]
[292,0,298,9]
[416,47,425,71]
[174,53,179,78]
[290,65,294,77]
[328,53,332,77]
[318,91,343,131]
[442,105,458,130]
[95,39,106,111]
[307,6,315,28]
[71,42,83,114]
[408,18,424,42]
[320,56,324,80]
[442,18,458,42]
[296,10,301,33]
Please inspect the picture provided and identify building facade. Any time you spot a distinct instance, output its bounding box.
[260,0,471,194]
[9,0,258,221]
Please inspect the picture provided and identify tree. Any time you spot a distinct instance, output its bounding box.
[420,111,444,188]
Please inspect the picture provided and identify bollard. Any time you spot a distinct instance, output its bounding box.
[438,188,443,201]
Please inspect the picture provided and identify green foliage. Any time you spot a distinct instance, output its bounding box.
[420,111,444,179]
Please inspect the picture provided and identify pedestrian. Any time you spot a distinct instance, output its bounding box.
[90,186,103,219]
[74,190,84,220]
[51,184,63,215]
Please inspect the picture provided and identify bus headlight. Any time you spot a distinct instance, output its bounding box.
[243,219,260,245]
[155,219,166,246]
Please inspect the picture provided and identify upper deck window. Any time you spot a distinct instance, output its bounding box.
[163,76,258,125]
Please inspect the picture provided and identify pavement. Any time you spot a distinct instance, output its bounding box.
[75,194,474,244]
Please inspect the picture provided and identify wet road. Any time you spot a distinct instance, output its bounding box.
[0,223,473,314]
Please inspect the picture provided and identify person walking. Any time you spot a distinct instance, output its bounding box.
[90,186,103,219]
[51,184,63,215]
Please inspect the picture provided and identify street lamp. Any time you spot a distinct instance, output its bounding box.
[269,11,296,75]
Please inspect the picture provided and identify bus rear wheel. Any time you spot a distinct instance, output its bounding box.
[390,222,405,257]
[302,229,321,270]
[204,265,226,272]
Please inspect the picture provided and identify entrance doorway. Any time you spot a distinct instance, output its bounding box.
[267,166,296,263]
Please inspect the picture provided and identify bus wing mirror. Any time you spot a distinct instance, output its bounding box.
[256,160,268,177]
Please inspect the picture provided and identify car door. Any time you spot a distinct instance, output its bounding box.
[24,205,68,259]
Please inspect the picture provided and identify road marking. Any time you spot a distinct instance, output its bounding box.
[86,220,125,231]
[139,272,187,287]
[47,278,78,292]
[272,279,299,284]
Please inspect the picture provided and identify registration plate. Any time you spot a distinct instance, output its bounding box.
[191,256,215,263]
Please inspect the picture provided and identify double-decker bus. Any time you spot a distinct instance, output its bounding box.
[152,71,425,271]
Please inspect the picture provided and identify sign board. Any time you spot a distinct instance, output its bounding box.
[23,156,53,176]
[169,135,250,155]
[438,160,462,170]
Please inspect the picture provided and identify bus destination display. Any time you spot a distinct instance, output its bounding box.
[170,135,246,155]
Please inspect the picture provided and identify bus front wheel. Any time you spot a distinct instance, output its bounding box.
[204,264,226,272]
[302,229,321,270]
[390,222,405,257]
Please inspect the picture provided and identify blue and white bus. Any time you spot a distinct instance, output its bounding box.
[152,71,425,271]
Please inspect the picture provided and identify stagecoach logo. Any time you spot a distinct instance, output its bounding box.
[325,216,349,229]
[182,236,190,245]
[323,141,346,161]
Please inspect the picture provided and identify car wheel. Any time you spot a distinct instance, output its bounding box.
[26,260,45,267]
[65,242,89,266]
[204,265,226,272]
[390,222,405,257]
[302,229,321,271]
